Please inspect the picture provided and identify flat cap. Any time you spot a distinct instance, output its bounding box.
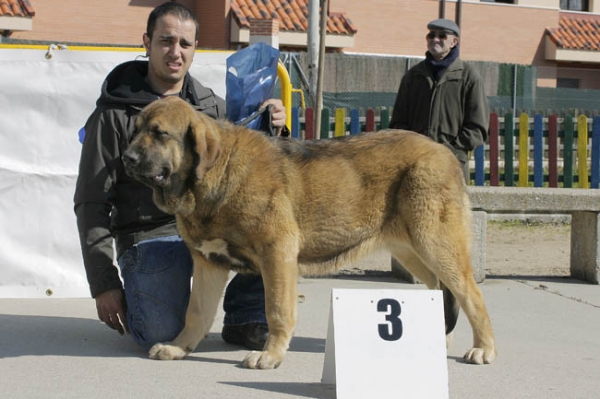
[427,18,460,36]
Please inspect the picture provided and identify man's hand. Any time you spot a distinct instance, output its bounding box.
[260,99,287,136]
[95,288,129,335]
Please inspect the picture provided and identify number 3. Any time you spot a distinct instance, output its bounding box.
[377,298,403,341]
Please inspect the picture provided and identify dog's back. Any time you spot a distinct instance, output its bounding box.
[264,131,470,275]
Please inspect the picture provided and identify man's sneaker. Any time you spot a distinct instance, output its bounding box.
[221,322,269,351]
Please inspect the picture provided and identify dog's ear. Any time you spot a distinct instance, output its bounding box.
[189,114,221,180]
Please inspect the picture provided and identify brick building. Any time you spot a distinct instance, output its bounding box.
[1,0,599,89]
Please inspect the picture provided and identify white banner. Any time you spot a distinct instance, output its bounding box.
[0,47,231,298]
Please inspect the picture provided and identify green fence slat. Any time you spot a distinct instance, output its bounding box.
[533,115,544,187]
[577,115,589,189]
[320,108,330,139]
[380,108,389,130]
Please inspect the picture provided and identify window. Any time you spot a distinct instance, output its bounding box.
[557,78,580,89]
[560,0,589,11]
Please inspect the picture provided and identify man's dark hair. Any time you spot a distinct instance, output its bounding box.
[146,2,199,40]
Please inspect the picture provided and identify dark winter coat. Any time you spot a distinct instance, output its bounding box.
[73,61,225,297]
[389,57,489,165]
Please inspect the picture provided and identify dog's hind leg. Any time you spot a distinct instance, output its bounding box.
[446,270,496,364]
[440,281,460,349]
[390,247,457,334]
[408,227,497,365]
[442,272,496,364]
[441,281,460,334]
[389,245,438,288]
[149,254,229,360]
[392,155,496,364]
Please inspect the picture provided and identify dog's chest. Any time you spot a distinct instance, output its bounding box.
[195,239,241,265]
[193,238,256,273]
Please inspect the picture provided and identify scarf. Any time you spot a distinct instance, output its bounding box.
[425,45,459,81]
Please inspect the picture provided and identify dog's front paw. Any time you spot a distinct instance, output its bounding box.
[148,343,188,360]
[242,350,283,369]
[463,347,496,365]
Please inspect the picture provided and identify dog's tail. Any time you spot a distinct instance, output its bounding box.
[441,282,460,334]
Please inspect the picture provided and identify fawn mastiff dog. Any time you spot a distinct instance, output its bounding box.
[122,96,496,369]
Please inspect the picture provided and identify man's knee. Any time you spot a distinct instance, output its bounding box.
[128,312,184,348]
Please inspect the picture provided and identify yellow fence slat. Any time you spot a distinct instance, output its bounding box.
[335,108,346,137]
[518,113,529,187]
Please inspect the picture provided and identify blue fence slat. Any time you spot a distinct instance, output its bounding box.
[533,115,543,187]
[592,116,600,189]
[350,109,360,134]
[474,145,485,186]
[291,107,300,139]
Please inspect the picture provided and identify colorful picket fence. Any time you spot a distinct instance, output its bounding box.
[289,107,600,188]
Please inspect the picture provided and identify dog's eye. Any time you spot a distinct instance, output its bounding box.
[153,129,169,139]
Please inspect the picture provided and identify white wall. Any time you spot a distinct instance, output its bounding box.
[0,47,230,298]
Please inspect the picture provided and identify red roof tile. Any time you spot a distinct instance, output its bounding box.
[547,14,600,51]
[0,0,35,17]
[231,0,357,35]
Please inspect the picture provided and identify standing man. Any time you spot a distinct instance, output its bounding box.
[389,18,489,182]
[74,2,285,351]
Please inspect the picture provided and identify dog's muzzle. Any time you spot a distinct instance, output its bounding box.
[122,149,141,177]
[122,150,138,169]
[122,150,171,187]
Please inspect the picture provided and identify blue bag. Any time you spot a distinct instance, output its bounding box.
[226,42,280,130]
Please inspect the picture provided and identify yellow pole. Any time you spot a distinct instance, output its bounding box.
[292,88,306,109]
[277,61,292,128]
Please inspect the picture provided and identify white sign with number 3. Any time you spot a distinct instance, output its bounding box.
[321,289,449,399]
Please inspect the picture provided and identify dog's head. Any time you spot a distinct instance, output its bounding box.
[122,96,221,213]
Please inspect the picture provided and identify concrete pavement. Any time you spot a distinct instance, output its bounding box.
[1,273,599,399]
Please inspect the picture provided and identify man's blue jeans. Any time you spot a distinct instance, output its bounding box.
[118,235,266,348]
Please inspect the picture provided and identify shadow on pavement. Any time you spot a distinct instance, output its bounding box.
[0,314,327,360]
[0,314,141,358]
[221,381,335,399]
[485,275,589,285]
